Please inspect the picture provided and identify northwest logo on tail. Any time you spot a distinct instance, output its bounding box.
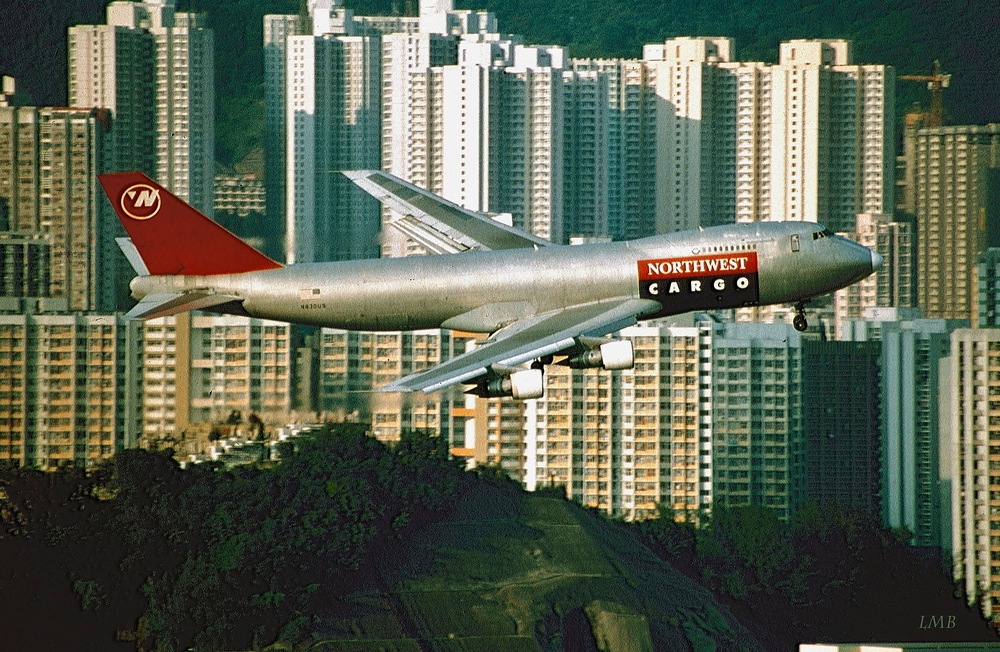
[120,184,161,220]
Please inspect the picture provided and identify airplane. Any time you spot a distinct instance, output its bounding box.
[98,170,882,401]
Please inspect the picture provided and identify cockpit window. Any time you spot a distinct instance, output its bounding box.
[812,228,835,240]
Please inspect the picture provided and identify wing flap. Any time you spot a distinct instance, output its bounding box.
[383,297,660,394]
[345,170,551,251]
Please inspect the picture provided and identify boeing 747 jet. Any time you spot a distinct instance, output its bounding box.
[99,171,881,400]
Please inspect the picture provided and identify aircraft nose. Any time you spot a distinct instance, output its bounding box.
[870,249,884,272]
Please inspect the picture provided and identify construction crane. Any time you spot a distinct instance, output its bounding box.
[899,60,951,127]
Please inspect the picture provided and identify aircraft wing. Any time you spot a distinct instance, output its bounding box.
[383,297,660,394]
[344,170,551,252]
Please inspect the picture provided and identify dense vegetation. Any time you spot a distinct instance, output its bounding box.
[1,0,997,168]
[0,426,474,651]
[1,425,997,650]
[634,502,1000,649]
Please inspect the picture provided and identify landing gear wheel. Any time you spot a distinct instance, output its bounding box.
[792,300,810,332]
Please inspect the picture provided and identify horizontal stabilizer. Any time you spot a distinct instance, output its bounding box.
[124,291,242,321]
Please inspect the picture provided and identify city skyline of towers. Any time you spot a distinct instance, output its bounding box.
[265,2,898,262]
[68,0,215,217]
[0,0,989,628]
[0,104,117,311]
[644,37,895,233]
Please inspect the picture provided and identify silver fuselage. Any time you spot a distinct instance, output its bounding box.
[130,222,878,331]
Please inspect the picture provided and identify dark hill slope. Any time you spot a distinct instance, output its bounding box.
[328,481,763,651]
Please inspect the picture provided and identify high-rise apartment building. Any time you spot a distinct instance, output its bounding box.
[911,125,1000,321]
[0,106,117,311]
[942,328,1000,624]
[150,7,215,217]
[140,314,294,441]
[70,0,214,216]
[642,38,894,233]
[567,59,658,241]
[266,1,430,262]
[833,212,915,338]
[316,327,475,447]
[491,47,566,242]
[494,321,714,521]
[801,339,881,517]
[0,313,142,470]
[644,37,735,233]
[710,322,804,520]
[503,320,811,521]
[383,35,569,243]
[68,2,156,175]
[263,13,305,263]
[285,29,382,263]
[841,307,964,547]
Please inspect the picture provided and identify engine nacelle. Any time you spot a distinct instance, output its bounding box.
[473,368,544,400]
[565,339,634,370]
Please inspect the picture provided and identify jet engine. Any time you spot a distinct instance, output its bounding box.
[565,339,634,370]
[470,368,544,400]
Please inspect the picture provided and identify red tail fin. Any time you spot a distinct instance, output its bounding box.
[98,172,282,275]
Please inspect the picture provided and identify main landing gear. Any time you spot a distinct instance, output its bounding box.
[792,300,810,332]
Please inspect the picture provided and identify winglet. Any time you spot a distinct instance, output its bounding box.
[99,172,282,276]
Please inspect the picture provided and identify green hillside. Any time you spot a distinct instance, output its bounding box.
[1,426,996,650]
[0,427,760,651]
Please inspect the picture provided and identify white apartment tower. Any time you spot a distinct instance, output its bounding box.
[492,45,566,242]
[568,59,658,241]
[263,13,304,261]
[642,38,894,233]
[387,36,567,243]
[942,329,1000,624]
[833,212,915,337]
[68,0,215,216]
[561,68,609,240]
[152,8,215,217]
[284,2,382,263]
[767,40,894,230]
[68,2,156,175]
[645,37,735,233]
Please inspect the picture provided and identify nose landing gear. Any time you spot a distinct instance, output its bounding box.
[792,300,810,332]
